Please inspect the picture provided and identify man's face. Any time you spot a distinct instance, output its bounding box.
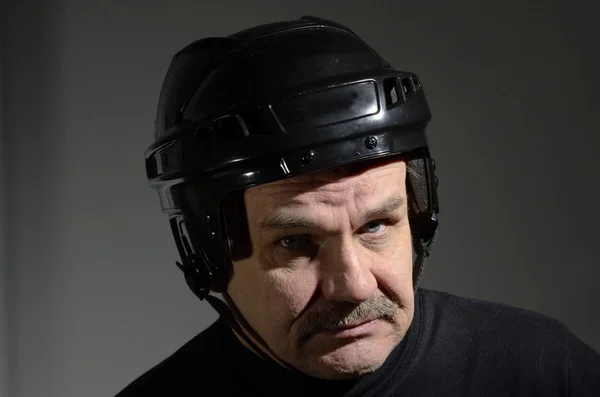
[227,159,415,380]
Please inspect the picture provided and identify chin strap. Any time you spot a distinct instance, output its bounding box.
[174,255,280,364]
[204,291,297,370]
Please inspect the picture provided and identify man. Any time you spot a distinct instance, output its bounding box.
[117,16,600,396]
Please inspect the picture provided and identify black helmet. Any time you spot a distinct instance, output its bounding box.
[145,16,439,302]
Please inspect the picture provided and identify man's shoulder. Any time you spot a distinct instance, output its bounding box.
[420,288,568,340]
[418,288,569,375]
[421,290,568,347]
[114,319,227,397]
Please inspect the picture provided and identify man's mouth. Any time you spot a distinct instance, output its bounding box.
[322,318,380,338]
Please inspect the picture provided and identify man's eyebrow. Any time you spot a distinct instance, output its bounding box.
[258,196,405,232]
[363,196,405,221]
[258,213,319,231]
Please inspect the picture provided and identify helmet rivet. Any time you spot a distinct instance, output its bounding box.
[364,136,378,149]
[300,150,315,165]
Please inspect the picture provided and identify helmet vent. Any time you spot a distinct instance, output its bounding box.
[402,76,416,96]
[384,77,402,108]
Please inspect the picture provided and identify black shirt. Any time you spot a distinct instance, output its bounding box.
[115,289,600,396]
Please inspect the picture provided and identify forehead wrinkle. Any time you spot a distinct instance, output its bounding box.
[244,161,407,228]
[258,196,347,235]
[255,186,404,236]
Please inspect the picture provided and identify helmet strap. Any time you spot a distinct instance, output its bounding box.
[204,292,298,371]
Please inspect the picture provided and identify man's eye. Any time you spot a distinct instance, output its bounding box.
[363,220,387,234]
[279,235,305,250]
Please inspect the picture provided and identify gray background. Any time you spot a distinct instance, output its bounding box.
[1,1,599,396]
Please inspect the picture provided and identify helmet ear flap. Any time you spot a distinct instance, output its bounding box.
[406,150,439,247]
[169,216,212,299]
[404,151,439,289]
[167,184,256,297]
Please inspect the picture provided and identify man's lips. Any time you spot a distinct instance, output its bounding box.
[321,318,381,338]
[329,319,375,331]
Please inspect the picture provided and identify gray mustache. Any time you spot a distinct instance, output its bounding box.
[297,296,398,346]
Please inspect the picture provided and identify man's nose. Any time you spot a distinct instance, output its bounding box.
[318,236,378,303]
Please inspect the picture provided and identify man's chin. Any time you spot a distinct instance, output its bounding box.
[297,337,393,380]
